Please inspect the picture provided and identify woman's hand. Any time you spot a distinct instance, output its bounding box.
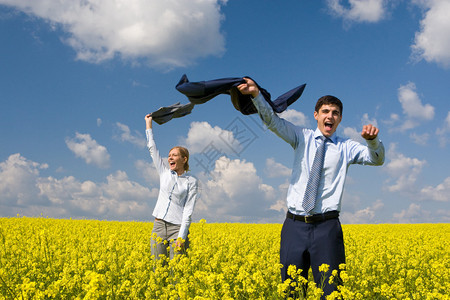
[174,238,185,253]
[145,114,152,129]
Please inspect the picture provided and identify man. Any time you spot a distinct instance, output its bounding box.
[238,78,385,297]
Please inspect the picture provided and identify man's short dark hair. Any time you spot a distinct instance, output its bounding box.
[315,95,343,115]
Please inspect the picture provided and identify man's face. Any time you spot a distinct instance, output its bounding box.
[314,104,342,137]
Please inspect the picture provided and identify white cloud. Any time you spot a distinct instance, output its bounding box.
[393,201,449,223]
[409,132,430,146]
[435,209,450,223]
[37,176,99,206]
[0,0,227,68]
[269,181,289,212]
[183,121,243,155]
[37,170,157,219]
[392,203,432,223]
[278,109,309,127]
[269,199,286,213]
[97,118,102,127]
[420,177,450,202]
[342,127,365,143]
[340,199,384,224]
[383,113,400,129]
[0,153,156,220]
[114,122,146,148]
[264,158,291,178]
[412,0,450,68]
[361,113,378,128]
[195,156,281,222]
[390,113,400,122]
[398,83,435,120]
[343,113,379,143]
[0,153,48,206]
[327,0,387,23]
[102,170,156,211]
[436,111,450,147]
[208,157,261,198]
[66,132,110,168]
[397,82,435,131]
[135,159,160,185]
[445,111,450,128]
[384,143,426,193]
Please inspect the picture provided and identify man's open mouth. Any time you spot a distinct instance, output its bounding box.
[325,122,333,130]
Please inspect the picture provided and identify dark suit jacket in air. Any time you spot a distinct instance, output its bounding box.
[176,74,306,115]
[149,74,306,124]
[149,102,195,125]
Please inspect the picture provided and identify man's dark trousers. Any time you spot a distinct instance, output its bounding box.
[280,216,346,297]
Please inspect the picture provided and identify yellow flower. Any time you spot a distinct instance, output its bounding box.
[1,218,448,299]
[319,263,329,274]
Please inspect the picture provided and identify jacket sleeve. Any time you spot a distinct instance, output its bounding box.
[178,177,199,240]
[251,93,300,148]
[146,129,168,173]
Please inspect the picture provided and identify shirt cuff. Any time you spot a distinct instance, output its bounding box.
[366,138,381,149]
[251,92,262,101]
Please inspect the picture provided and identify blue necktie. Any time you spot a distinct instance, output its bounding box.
[303,136,328,214]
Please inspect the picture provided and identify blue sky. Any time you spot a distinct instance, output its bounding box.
[1,0,449,224]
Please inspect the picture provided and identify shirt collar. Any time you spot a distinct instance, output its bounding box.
[171,170,188,177]
[314,128,337,144]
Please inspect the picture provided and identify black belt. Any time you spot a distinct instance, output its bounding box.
[286,210,339,224]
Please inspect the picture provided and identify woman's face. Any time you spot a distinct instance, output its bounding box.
[168,148,187,175]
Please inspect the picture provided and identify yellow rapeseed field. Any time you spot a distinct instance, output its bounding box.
[0,216,449,299]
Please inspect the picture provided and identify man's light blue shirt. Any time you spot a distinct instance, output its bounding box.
[146,129,198,240]
[252,94,385,216]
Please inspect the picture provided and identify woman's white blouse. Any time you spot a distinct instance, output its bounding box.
[146,129,198,240]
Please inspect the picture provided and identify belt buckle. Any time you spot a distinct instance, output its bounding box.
[304,215,314,224]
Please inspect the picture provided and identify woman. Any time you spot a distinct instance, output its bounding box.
[145,114,199,260]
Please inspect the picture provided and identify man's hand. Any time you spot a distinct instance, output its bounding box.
[237,77,260,98]
[361,124,379,140]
